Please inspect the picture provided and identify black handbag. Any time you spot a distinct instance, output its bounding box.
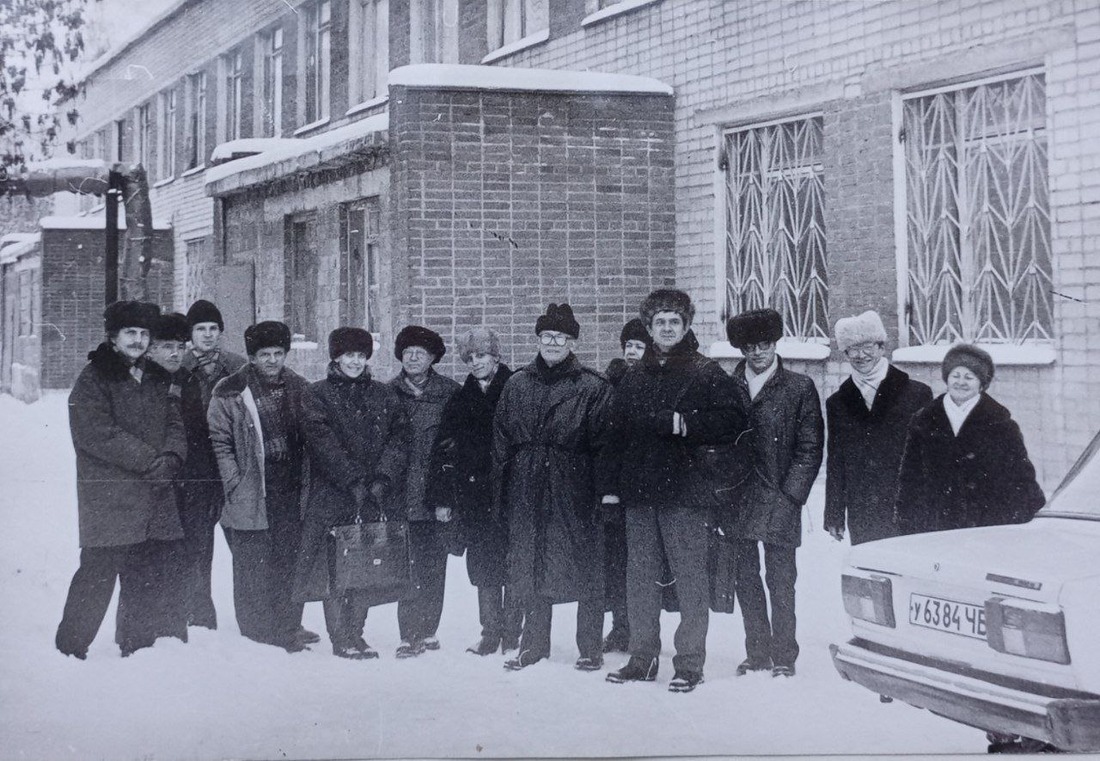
[330,512,414,603]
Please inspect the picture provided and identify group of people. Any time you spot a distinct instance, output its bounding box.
[54,288,1046,694]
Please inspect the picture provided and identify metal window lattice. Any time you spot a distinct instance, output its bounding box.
[724,117,828,340]
[903,73,1052,345]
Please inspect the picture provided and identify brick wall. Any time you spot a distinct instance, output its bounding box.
[389,84,676,380]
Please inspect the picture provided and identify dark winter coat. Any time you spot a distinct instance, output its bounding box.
[207,363,311,530]
[427,364,513,587]
[492,354,614,603]
[894,393,1045,535]
[69,343,187,548]
[292,364,410,602]
[388,369,461,522]
[824,365,932,544]
[607,330,745,509]
[179,349,247,483]
[731,357,824,548]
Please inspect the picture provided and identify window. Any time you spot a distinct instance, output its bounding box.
[349,0,389,105]
[185,237,212,304]
[222,50,243,141]
[158,88,177,179]
[285,215,318,341]
[113,119,124,162]
[410,0,457,65]
[186,72,207,168]
[901,71,1051,345]
[723,115,828,340]
[136,103,153,171]
[302,0,331,124]
[18,271,32,337]
[487,0,547,52]
[342,199,382,330]
[259,27,284,136]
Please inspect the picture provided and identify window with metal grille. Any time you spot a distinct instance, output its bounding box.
[158,88,176,179]
[722,115,828,340]
[186,72,206,168]
[303,0,331,124]
[223,50,243,141]
[900,71,1051,345]
[260,28,283,137]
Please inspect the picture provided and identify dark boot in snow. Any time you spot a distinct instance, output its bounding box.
[421,635,440,651]
[501,635,520,654]
[602,625,630,653]
[574,655,604,671]
[606,656,658,683]
[467,635,501,656]
[735,657,772,676]
[396,640,426,659]
[668,670,704,693]
[296,627,321,645]
[333,642,371,660]
[503,650,546,671]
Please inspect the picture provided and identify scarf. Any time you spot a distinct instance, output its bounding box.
[851,357,889,410]
[248,367,292,461]
[402,371,431,398]
[745,356,778,401]
[943,392,981,436]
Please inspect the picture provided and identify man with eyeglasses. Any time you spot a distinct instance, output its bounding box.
[824,310,931,545]
[726,308,823,679]
[491,303,615,673]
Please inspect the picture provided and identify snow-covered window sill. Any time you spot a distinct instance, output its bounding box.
[293,117,331,137]
[346,95,389,117]
[709,339,831,362]
[290,340,319,351]
[180,164,206,178]
[582,0,662,28]
[892,344,1056,366]
[481,28,550,65]
[152,176,175,189]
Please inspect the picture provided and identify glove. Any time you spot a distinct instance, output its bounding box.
[146,453,183,483]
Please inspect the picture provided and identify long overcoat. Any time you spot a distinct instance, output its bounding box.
[731,357,824,548]
[179,350,247,486]
[894,393,1045,535]
[427,364,513,587]
[69,343,187,547]
[292,364,410,602]
[492,354,614,603]
[387,369,461,522]
[206,363,311,530]
[824,365,932,544]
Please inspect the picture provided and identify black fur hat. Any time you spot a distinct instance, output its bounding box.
[151,312,190,343]
[619,317,652,349]
[639,289,695,328]
[244,321,291,356]
[394,325,445,363]
[726,308,784,349]
[104,300,160,333]
[942,343,995,390]
[329,327,374,360]
[535,303,580,339]
[186,299,224,331]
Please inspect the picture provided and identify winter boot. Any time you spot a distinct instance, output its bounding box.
[574,655,604,671]
[296,626,321,645]
[333,642,371,660]
[669,670,704,693]
[771,664,795,678]
[503,649,546,671]
[605,656,659,683]
[601,625,630,654]
[501,635,520,654]
[421,635,440,651]
[349,637,379,659]
[466,635,501,656]
[735,657,773,676]
[396,640,426,659]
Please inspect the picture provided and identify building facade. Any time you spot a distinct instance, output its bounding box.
[55,0,1100,488]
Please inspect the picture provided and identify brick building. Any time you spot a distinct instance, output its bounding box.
[52,0,1100,487]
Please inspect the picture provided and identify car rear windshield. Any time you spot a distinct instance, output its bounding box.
[1043,432,1100,519]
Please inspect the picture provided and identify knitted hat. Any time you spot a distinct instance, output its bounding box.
[535,303,580,339]
[104,300,160,333]
[726,308,783,349]
[619,317,653,349]
[639,289,695,328]
[394,325,445,363]
[834,310,888,352]
[457,326,501,363]
[244,321,291,356]
[186,299,224,331]
[151,312,190,343]
[328,327,373,360]
[942,343,995,389]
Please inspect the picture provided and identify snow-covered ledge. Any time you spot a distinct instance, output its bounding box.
[582,0,662,28]
[481,28,550,64]
[709,338,831,362]
[389,63,673,95]
[893,343,1057,366]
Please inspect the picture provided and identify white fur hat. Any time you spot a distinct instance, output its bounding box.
[834,310,887,352]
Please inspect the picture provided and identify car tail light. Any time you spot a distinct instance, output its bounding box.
[985,597,1070,664]
[842,574,896,628]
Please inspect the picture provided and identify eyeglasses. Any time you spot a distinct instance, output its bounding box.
[402,348,431,359]
[538,333,570,346]
[844,343,883,359]
[742,341,775,354]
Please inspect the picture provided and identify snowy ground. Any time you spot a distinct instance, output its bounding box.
[0,392,990,760]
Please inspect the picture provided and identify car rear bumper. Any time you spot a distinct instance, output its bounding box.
[830,640,1100,752]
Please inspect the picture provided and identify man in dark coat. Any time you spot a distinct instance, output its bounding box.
[894,344,1045,535]
[207,321,312,652]
[388,325,461,658]
[174,300,247,629]
[824,310,932,544]
[492,303,614,672]
[294,327,409,658]
[56,300,188,659]
[604,290,744,693]
[427,326,521,656]
[727,308,824,678]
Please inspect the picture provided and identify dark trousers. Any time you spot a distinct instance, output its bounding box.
[57,539,184,655]
[736,540,799,667]
[178,480,221,628]
[519,595,604,660]
[222,490,303,646]
[477,585,523,643]
[397,521,448,643]
[603,519,629,633]
[625,505,711,674]
[322,591,374,647]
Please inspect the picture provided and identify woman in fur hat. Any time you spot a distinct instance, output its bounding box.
[894,344,1045,535]
[824,311,931,544]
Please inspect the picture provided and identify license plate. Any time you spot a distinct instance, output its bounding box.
[909,593,986,640]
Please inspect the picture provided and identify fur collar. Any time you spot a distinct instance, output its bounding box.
[87,342,171,384]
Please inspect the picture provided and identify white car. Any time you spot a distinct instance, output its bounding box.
[830,435,1100,752]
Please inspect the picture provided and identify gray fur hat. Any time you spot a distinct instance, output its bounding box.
[457,326,501,363]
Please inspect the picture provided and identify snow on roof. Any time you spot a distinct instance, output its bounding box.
[210,139,302,164]
[27,158,111,171]
[205,113,389,194]
[388,64,674,96]
[0,233,41,264]
[40,212,171,231]
[74,0,193,90]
